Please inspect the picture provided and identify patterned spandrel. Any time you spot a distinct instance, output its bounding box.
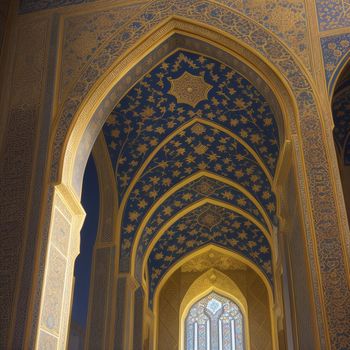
[185,292,244,350]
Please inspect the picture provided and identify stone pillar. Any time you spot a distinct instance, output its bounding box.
[36,185,85,349]
[279,232,295,350]
[114,274,138,350]
[133,287,145,350]
[144,305,155,350]
[85,245,116,349]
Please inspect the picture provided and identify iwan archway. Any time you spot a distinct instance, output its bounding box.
[16,7,350,350]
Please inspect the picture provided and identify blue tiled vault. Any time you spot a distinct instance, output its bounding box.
[102,50,280,302]
[147,203,272,306]
[133,174,270,281]
[121,123,274,261]
[321,33,350,93]
[316,0,350,31]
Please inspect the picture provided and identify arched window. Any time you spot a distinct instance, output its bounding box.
[185,292,244,350]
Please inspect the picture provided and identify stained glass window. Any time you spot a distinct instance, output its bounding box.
[185,292,244,350]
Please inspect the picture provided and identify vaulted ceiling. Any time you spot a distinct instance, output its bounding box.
[102,50,280,306]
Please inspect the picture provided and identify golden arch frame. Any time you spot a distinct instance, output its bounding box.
[40,18,300,349]
[153,245,275,350]
[29,7,350,347]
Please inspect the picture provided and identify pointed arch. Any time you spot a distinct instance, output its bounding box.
[179,269,250,350]
[31,4,350,347]
[152,245,277,350]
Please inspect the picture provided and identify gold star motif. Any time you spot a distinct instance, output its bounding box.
[169,72,212,108]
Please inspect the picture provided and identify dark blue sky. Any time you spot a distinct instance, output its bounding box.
[71,154,99,327]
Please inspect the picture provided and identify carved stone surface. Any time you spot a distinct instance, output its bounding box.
[37,330,58,350]
[40,246,67,334]
[86,247,113,349]
[51,208,71,256]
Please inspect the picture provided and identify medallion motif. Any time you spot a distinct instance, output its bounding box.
[169,71,213,108]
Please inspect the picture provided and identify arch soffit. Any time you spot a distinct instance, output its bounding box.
[328,52,350,98]
[115,116,274,214]
[332,73,350,166]
[140,197,273,261]
[130,170,274,268]
[140,198,274,303]
[151,244,275,324]
[51,15,305,198]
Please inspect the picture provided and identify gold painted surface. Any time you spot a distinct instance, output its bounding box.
[156,254,274,350]
[181,249,247,273]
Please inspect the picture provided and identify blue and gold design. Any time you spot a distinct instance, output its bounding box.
[104,50,279,193]
[321,33,350,92]
[316,0,350,31]
[102,50,279,295]
[147,203,272,305]
[48,0,350,342]
[332,86,350,165]
[121,122,275,258]
[134,175,269,279]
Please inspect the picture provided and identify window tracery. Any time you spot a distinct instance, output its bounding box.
[185,292,244,350]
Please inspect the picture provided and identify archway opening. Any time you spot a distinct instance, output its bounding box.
[82,44,283,349]
[38,18,322,350]
[68,154,99,349]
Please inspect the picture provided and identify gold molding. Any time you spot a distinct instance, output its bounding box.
[53,17,298,191]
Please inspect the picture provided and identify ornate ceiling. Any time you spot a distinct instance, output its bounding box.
[102,50,280,306]
[147,203,272,305]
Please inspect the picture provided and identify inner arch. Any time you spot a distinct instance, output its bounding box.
[66,33,286,196]
[91,45,284,310]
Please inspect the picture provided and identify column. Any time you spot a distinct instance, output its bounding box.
[114,274,139,350]
[36,185,85,349]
